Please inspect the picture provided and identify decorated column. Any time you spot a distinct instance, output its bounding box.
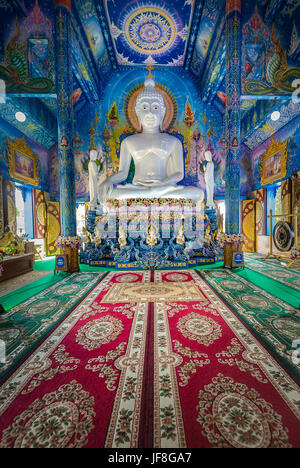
[54,0,76,237]
[224,0,242,234]
[54,0,80,272]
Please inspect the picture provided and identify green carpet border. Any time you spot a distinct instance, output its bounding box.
[243,254,300,293]
[0,273,63,311]
[237,268,300,309]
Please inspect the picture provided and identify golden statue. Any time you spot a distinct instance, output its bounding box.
[146,225,158,247]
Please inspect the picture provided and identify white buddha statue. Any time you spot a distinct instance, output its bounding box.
[204,150,215,209]
[97,76,204,205]
[88,149,99,210]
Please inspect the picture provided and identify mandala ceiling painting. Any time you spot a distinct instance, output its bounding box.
[104,0,194,66]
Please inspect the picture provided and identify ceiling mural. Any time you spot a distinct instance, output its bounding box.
[73,0,111,76]
[104,0,194,66]
[190,0,224,78]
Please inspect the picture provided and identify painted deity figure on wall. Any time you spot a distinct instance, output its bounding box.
[88,149,99,209]
[204,150,215,209]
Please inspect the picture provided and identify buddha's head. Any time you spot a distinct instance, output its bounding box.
[135,77,166,132]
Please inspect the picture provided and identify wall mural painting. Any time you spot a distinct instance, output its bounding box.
[0,117,50,192]
[111,70,225,199]
[292,175,300,238]
[58,69,228,204]
[252,116,300,191]
[7,136,39,186]
[49,105,105,202]
[243,4,300,96]
[0,0,55,93]
[261,138,287,186]
[240,145,254,199]
[241,199,256,252]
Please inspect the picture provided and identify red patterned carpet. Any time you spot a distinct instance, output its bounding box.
[0,270,299,448]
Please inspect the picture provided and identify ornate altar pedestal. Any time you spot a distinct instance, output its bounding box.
[80,201,223,270]
[54,236,81,273]
[62,246,79,273]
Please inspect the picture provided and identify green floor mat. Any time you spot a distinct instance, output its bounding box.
[238,268,300,309]
[198,268,300,379]
[0,273,63,310]
[244,253,300,292]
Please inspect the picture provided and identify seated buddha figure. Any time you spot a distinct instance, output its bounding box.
[97,76,204,205]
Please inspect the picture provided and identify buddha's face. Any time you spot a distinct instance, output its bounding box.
[135,96,165,132]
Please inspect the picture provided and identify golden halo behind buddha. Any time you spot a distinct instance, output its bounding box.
[124,82,177,132]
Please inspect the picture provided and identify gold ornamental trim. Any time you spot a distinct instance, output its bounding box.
[261,138,287,186]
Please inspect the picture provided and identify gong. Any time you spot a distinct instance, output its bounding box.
[273,221,295,252]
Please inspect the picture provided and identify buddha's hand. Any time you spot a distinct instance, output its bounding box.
[139,180,164,187]
[98,179,113,203]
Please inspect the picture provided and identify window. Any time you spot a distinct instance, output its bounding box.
[216,200,225,232]
[266,183,281,235]
[76,204,86,237]
[274,184,282,223]
[15,186,25,236]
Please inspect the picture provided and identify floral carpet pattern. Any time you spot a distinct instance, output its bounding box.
[198,269,300,379]
[101,281,206,303]
[0,272,106,381]
[0,270,299,448]
[244,253,300,292]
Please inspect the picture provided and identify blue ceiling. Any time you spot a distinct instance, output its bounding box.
[73,0,227,102]
[0,0,299,151]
